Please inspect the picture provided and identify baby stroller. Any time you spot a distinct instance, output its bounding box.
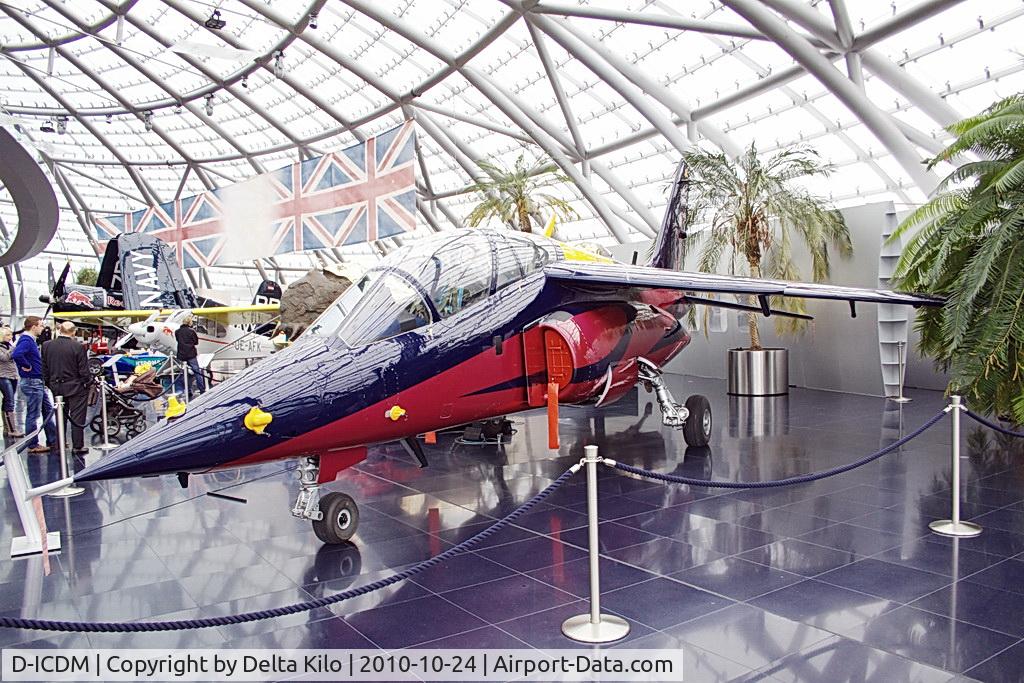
[89,368,164,439]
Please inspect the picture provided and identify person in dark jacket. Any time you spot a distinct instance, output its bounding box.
[0,326,24,437]
[12,316,56,453]
[174,313,205,395]
[42,321,91,454]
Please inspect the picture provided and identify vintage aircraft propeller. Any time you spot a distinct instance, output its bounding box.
[39,260,71,319]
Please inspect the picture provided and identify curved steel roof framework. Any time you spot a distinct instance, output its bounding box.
[0,0,1018,314]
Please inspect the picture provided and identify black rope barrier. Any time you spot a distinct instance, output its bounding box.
[0,468,576,633]
[964,409,1024,438]
[608,410,947,489]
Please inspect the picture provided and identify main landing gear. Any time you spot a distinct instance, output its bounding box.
[292,456,360,544]
[638,358,713,448]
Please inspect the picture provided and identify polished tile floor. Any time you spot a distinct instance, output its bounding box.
[3,374,1024,681]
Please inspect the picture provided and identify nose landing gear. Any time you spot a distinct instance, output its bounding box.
[291,456,360,543]
[638,357,713,448]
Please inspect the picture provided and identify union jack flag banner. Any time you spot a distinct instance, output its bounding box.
[92,121,417,269]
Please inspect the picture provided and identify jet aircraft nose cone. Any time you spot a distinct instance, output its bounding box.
[74,446,142,483]
[74,336,342,483]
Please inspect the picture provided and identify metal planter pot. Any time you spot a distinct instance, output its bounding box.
[728,348,789,396]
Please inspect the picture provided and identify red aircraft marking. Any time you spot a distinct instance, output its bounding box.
[226,292,692,479]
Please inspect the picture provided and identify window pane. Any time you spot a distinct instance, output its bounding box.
[427,235,493,318]
[338,273,431,345]
[494,233,550,292]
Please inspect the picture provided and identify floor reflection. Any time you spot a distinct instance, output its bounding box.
[1,375,1022,679]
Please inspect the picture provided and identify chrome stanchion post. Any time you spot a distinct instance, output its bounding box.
[930,395,982,537]
[97,378,116,451]
[49,396,84,498]
[891,340,912,404]
[182,361,190,403]
[561,445,630,643]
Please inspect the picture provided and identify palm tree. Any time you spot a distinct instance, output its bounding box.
[892,94,1024,424]
[466,154,577,232]
[685,143,852,349]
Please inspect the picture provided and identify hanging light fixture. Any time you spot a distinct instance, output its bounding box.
[241,75,248,89]
[105,114,113,124]
[56,116,68,135]
[39,119,55,133]
[309,14,318,29]
[204,9,226,30]
[205,94,215,116]
[273,51,285,79]
[174,102,183,114]
[143,110,154,131]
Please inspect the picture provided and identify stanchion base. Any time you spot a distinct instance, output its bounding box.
[11,532,62,558]
[561,613,630,643]
[929,519,982,537]
[95,443,117,451]
[887,396,913,404]
[48,485,85,498]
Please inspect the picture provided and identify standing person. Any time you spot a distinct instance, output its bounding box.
[42,321,91,455]
[0,327,24,436]
[12,316,56,453]
[174,313,205,396]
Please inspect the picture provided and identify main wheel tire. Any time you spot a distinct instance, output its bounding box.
[312,492,359,544]
[683,394,712,448]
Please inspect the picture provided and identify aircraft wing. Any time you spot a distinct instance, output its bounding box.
[191,304,280,326]
[54,309,161,321]
[54,304,281,324]
[543,262,943,308]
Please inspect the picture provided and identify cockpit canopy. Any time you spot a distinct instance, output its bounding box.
[308,229,558,346]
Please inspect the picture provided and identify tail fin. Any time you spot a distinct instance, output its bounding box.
[252,280,282,306]
[96,233,197,310]
[647,160,690,271]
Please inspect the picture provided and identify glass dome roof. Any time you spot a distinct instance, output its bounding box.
[0,0,1018,313]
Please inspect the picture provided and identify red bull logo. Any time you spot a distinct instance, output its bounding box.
[65,290,95,308]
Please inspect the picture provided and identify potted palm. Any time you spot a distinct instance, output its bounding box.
[892,94,1024,425]
[466,154,577,232]
[685,143,853,395]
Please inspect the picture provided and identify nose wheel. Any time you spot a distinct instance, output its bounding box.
[313,492,360,544]
[638,357,713,448]
[292,456,361,544]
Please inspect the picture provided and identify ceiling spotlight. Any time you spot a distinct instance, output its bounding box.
[143,110,154,131]
[205,9,226,30]
[204,93,214,117]
[309,13,318,29]
[56,115,68,135]
[174,102,183,114]
[39,119,55,133]
[273,51,285,79]
[241,75,248,89]
[105,114,112,124]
